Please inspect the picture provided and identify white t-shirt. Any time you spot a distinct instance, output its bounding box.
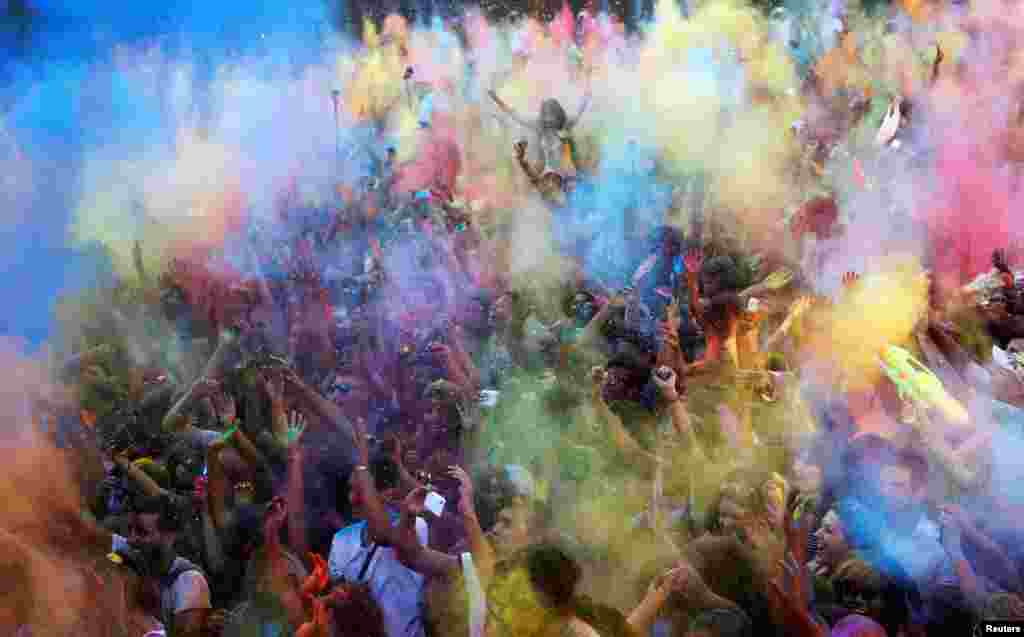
[327,518,429,637]
[112,535,212,623]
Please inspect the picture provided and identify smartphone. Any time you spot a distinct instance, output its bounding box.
[425,491,446,517]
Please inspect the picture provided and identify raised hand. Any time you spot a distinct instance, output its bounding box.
[782,487,813,567]
[652,366,680,402]
[788,296,813,321]
[301,553,330,597]
[765,487,823,634]
[449,465,476,518]
[401,486,430,518]
[260,370,285,405]
[296,595,329,637]
[876,96,902,147]
[514,139,528,160]
[287,410,307,446]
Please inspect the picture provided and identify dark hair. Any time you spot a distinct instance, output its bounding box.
[132,494,185,532]
[329,582,388,637]
[472,465,521,532]
[703,254,742,291]
[369,455,400,492]
[683,536,777,636]
[832,558,912,637]
[540,98,568,129]
[525,543,581,609]
[165,441,204,489]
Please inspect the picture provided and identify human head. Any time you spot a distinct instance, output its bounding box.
[831,614,887,637]
[330,373,373,412]
[326,582,388,637]
[488,501,536,557]
[127,495,184,569]
[791,451,824,495]
[539,99,568,130]
[832,560,887,624]
[165,443,205,492]
[876,449,928,515]
[683,535,772,630]
[600,356,652,408]
[461,291,492,333]
[701,254,740,297]
[709,475,758,536]
[539,171,565,200]
[525,543,581,610]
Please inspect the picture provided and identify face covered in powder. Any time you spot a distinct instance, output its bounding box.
[539,99,568,131]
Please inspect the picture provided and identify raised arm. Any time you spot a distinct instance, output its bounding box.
[206,439,230,531]
[487,89,537,130]
[394,488,462,578]
[762,296,812,356]
[161,337,238,433]
[568,91,592,129]
[260,370,290,446]
[652,367,703,459]
[514,139,545,189]
[263,497,308,629]
[286,433,310,561]
[113,453,167,499]
[284,369,356,463]
[591,367,664,472]
[941,504,1021,596]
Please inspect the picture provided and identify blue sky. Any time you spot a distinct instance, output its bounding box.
[0,0,333,349]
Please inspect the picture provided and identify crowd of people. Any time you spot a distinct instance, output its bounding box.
[8,1,1024,636]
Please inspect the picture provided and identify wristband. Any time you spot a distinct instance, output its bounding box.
[220,425,238,443]
[354,465,369,472]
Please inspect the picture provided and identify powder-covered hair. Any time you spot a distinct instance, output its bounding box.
[540,98,568,130]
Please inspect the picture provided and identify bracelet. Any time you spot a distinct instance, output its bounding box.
[354,465,369,472]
